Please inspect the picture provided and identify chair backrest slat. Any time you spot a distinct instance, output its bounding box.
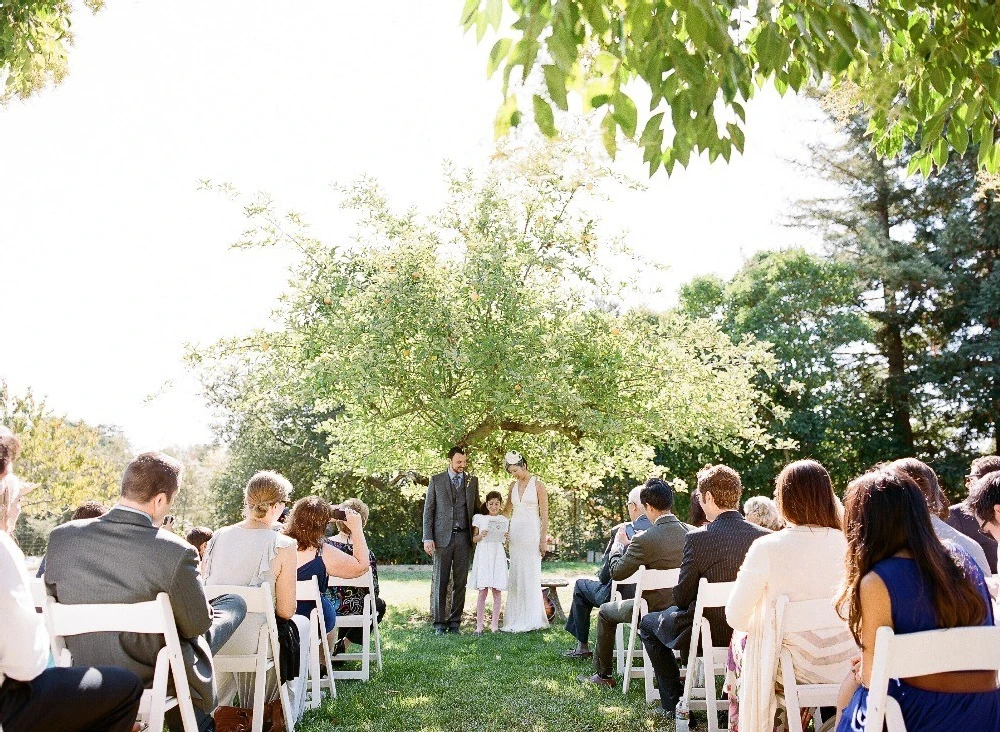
[638,568,680,592]
[47,597,169,636]
[777,596,845,635]
[697,579,735,609]
[296,579,322,604]
[883,626,1000,678]
[205,584,273,614]
[328,570,374,593]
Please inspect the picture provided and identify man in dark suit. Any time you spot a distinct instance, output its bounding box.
[946,455,1000,573]
[579,478,691,687]
[45,452,248,732]
[422,445,480,634]
[639,464,770,715]
[563,485,653,658]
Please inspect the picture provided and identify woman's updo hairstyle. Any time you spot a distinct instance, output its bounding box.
[480,490,504,514]
[334,497,369,536]
[245,470,293,520]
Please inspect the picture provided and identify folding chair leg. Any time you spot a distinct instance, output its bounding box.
[361,615,371,681]
[373,616,383,671]
[148,651,170,732]
[252,651,267,732]
[321,627,336,698]
[309,612,321,709]
[704,653,719,732]
[615,623,625,674]
[623,619,640,695]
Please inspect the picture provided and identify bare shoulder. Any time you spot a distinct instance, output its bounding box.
[534,478,548,493]
[859,571,889,598]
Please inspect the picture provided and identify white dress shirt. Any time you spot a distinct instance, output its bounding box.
[0,531,49,687]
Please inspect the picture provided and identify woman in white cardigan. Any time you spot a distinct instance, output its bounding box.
[725,459,854,732]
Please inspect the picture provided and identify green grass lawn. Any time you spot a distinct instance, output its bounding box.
[297,561,676,732]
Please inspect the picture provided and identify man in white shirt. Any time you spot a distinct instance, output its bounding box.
[0,425,143,732]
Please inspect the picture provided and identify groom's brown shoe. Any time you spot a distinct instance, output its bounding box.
[578,673,616,688]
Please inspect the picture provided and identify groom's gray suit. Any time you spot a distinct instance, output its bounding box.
[423,470,479,630]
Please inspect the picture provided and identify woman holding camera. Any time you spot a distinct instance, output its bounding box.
[326,498,385,654]
[283,496,371,645]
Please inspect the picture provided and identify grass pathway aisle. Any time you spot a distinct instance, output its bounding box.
[297,565,673,732]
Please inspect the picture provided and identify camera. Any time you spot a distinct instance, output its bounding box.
[331,506,348,521]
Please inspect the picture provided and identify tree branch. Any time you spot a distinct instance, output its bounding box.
[458,419,584,446]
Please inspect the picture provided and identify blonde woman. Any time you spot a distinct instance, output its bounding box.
[743,495,786,532]
[203,471,309,723]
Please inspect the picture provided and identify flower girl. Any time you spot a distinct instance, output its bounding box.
[469,490,510,635]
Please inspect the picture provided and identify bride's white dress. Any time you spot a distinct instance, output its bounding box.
[502,475,549,632]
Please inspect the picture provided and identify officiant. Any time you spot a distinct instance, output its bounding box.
[422,446,481,635]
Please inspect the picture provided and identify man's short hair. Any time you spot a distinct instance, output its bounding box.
[120,451,183,503]
[697,464,743,510]
[970,456,1000,482]
[71,501,108,521]
[447,446,467,460]
[966,473,1000,523]
[0,425,22,475]
[639,477,674,512]
[627,485,643,507]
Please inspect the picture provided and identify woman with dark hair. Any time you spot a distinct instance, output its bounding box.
[283,497,371,644]
[689,488,708,528]
[835,468,1000,731]
[501,451,550,632]
[725,459,853,731]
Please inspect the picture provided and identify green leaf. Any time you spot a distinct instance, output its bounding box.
[612,93,638,138]
[494,95,520,139]
[978,134,999,173]
[686,6,708,50]
[487,38,512,77]
[460,0,480,28]
[946,122,969,156]
[639,112,664,147]
[928,67,952,97]
[485,0,503,31]
[543,64,568,110]
[601,110,618,158]
[533,94,556,137]
[754,22,790,75]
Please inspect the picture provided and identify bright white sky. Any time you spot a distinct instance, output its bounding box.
[0,0,835,450]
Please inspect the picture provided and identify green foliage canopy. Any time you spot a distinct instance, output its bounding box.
[463,0,1000,176]
[0,1,102,102]
[192,138,777,497]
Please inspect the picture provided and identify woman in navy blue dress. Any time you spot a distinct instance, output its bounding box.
[283,497,372,642]
[835,468,1000,731]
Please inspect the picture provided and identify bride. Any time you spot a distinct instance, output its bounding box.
[501,451,550,632]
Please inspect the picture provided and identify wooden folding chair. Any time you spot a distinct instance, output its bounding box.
[295,577,336,706]
[205,584,296,732]
[328,570,382,681]
[774,596,853,732]
[45,592,199,732]
[621,567,681,695]
[677,579,736,732]
[865,625,1000,732]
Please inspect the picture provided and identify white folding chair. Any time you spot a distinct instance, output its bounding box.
[295,578,336,706]
[677,579,736,732]
[205,584,295,732]
[328,570,382,681]
[621,567,681,695]
[865,625,1000,732]
[774,596,853,732]
[30,577,47,609]
[610,569,640,675]
[45,592,199,732]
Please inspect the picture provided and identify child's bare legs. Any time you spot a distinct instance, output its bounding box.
[476,588,489,633]
[491,589,502,631]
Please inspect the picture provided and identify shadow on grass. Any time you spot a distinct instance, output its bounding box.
[298,606,671,732]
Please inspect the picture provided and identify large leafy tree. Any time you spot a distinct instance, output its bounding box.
[1,1,102,102]
[675,248,893,491]
[463,0,1000,175]
[192,137,776,528]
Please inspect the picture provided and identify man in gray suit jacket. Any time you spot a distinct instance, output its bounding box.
[579,477,690,688]
[45,452,247,732]
[422,446,480,634]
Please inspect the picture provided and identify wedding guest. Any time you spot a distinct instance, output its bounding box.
[639,465,769,715]
[743,495,785,531]
[579,478,690,689]
[44,451,247,732]
[564,485,653,659]
[0,439,144,732]
[964,472,1000,543]
[726,460,853,732]
[185,526,214,560]
[688,488,708,528]
[283,496,370,646]
[327,497,385,654]
[203,471,310,723]
[835,468,1000,731]
[947,455,1000,573]
[890,457,992,575]
[36,500,109,578]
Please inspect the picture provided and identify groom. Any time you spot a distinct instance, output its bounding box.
[423,446,480,635]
